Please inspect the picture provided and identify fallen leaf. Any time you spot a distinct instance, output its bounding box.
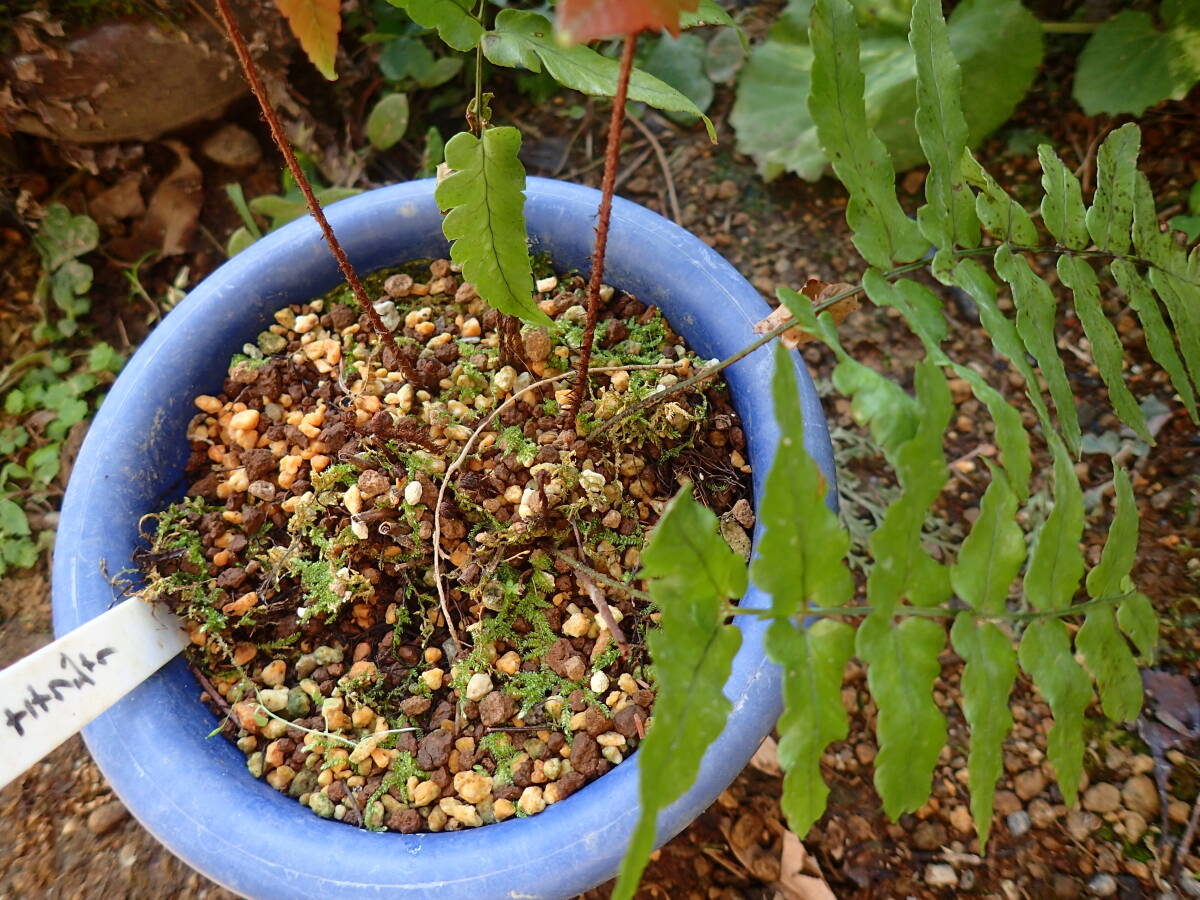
[753,277,858,347]
[750,735,783,777]
[774,832,837,900]
[719,812,781,882]
[558,0,699,43]
[108,140,202,260]
[275,0,340,80]
[1143,669,1200,738]
[89,173,145,225]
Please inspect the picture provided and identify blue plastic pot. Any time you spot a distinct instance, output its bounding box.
[52,178,834,899]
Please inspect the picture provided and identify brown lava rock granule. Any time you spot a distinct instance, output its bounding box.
[136,259,751,833]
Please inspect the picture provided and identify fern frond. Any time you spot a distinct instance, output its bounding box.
[1086,124,1139,255]
[1038,145,1090,250]
[962,151,1038,246]
[808,0,928,269]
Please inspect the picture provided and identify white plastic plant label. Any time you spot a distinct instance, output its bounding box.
[0,597,188,791]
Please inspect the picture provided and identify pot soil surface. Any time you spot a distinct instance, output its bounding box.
[135,258,752,835]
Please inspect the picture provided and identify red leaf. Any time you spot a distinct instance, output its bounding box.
[558,0,700,43]
[275,0,341,80]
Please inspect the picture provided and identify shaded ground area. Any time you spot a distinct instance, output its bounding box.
[2,5,1200,899]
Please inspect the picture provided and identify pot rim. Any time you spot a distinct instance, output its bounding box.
[51,176,835,900]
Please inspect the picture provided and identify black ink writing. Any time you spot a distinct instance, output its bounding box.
[3,647,117,738]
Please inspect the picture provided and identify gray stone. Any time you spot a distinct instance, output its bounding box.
[1007,810,1031,836]
[924,863,958,888]
[1087,874,1117,897]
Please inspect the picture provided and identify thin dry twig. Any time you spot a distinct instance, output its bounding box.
[627,113,682,225]
[568,523,630,655]
[212,0,419,386]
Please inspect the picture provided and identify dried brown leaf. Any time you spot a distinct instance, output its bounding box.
[750,735,783,777]
[753,278,859,347]
[775,832,837,900]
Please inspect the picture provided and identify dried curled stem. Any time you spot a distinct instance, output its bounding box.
[565,33,638,418]
[213,0,419,386]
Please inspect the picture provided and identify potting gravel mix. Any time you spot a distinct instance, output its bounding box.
[135,259,753,834]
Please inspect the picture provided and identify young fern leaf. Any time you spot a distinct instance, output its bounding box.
[862,273,1031,499]
[808,0,928,269]
[994,246,1082,456]
[1109,260,1198,422]
[857,362,952,817]
[962,151,1038,246]
[385,0,483,52]
[1018,435,1090,804]
[1057,256,1152,442]
[778,287,919,457]
[1086,123,1140,255]
[435,128,551,327]
[909,0,979,263]
[1077,468,1152,721]
[1038,146,1090,250]
[483,11,717,141]
[951,258,1055,443]
[949,464,1024,845]
[753,345,856,837]
[613,487,745,900]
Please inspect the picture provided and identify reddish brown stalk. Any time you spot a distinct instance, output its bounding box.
[565,32,637,417]
[213,0,419,387]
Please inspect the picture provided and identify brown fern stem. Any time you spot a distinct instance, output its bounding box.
[213,0,419,387]
[566,32,637,418]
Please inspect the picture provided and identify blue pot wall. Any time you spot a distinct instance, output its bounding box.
[51,178,835,900]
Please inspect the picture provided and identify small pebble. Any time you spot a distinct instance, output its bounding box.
[86,800,129,836]
[1007,810,1031,836]
[465,673,493,702]
[589,671,610,694]
[924,863,958,887]
[1087,874,1117,897]
[1082,783,1121,814]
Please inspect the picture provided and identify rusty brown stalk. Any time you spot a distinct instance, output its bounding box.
[212,0,419,387]
[565,32,638,418]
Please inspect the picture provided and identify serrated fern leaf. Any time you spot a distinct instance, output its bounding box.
[753,346,855,836]
[436,128,551,327]
[808,0,928,269]
[948,466,1023,844]
[769,618,856,837]
[951,613,1016,846]
[614,487,744,900]
[1110,260,1198,422]
[1076,467,1152,719]
[1024,434,1084,613]
[1147,266,1200,394]
[385,0,482,52]
[857,615,946,817]
[1118,593,1158,659]
[952,258,1055,441]
[1132,172,1176,270]
[962,151,1038,245]
[1018,619,1090,805]
[856,362,952,817]
[952,367,1031,501]
[1086,123,1139,254]
[909,0,979,254]
[778,286,919,456]
[1057,256,1152,442]
[1038,145,1090,250]
[994,246,1082,456]
[951,463,1025,614]
[863,272,948,353]
[1076,606,1142,722]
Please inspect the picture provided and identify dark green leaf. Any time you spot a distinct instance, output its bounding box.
[639,33,715,119]
[87,342,125,375]
[961,150,1038,245]
[1057,256,1151,442]
[807,0,928,268]
[435,128,550,326]
[614,487,745,900]
[1073,9,1200,117]
[385,0,482,52]
[378,35,435,82]
[1147,267,1200,396]
[483,11,716,141]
